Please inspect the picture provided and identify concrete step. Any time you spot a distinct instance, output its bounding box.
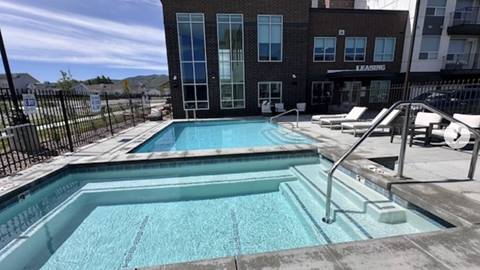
[291,164,406,224]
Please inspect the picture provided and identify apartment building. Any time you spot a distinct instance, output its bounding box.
[161,0,408,117]
[356,0,480,80]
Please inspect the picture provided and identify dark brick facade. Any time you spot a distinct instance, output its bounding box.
[161,0,408,118]
[307,9,408,112]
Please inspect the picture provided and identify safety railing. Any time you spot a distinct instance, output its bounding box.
[269,109,299,128]
[322,100,480,224]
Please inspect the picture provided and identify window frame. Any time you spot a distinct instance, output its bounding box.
[426,0,446,17]
[374,37,396,62]
[313,37,337,62]
[176,13,210,110]
[419,35,441,60]
[344,37,367,63]
[217,13,246,110]
[311,81,334,105]
[258,81,283,106]
[257,14,284,62]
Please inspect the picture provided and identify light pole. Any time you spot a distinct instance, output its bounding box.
[0,28,27,124]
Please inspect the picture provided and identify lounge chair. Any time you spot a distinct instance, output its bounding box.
[429,114,480,146]
[340,109,401,136]
[312,106,366,122]
[409,112,442,146]
[261,101,272,114]
[147,107,163,121]
[297,103,306,112]
[275,103,286,113]
[318,107,368,128]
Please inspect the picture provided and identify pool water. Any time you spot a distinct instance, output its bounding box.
[133,120,314,153]
[0,153,445,269]
[40,192,316,269]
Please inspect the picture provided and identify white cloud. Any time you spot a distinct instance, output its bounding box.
[0,1,167,72]
[121,0,162,6]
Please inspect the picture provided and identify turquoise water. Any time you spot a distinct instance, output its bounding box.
[0,154,445,269]
[39,192,317,269]
[133,120,314,153]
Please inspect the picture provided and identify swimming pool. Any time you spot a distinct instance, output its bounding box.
[0,153,446,269]
[133,120,314,153]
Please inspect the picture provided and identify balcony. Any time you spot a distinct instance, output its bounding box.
[442,53,480,74]
[448,7,480,35]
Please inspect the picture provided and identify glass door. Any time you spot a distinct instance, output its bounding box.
[341,81,362,107]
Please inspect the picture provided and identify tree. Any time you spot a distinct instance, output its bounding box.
[57,70,75,91]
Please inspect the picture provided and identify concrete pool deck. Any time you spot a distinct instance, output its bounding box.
[1,117,480,269]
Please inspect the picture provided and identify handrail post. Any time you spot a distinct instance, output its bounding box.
[397,104,411,178]
[468,137,479,180]
[322,100,480,224]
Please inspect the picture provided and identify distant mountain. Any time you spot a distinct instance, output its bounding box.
[85,74,169,90]
[113,74,169,90]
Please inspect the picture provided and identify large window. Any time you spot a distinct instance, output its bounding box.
[426,0,446,16]
[374,38,396,62]
[177,13,209,110]
[314,37,336,62]
[419,36,441,60]
[258,82,282,106]
[218,14,245,109]
[369,80,391,103]
[345,37,366,62]
[258,15,283,62]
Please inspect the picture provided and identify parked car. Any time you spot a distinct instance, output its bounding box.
[412,88,480,115]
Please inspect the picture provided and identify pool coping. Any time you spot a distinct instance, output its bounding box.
[139,224,480,270]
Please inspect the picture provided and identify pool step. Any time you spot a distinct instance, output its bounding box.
[263,129,307,144]
[279,181,363,244]
[290,165,406,224]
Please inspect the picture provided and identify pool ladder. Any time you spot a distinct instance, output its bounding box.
[322,100,480,224]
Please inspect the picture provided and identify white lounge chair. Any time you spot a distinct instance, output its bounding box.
[409,112,443,146]
[341,109,401,136]
[261,101,272,114]
[275,103,286,113]
[318,107,368,128]
[312,106,367,122]
[429,114,480,146]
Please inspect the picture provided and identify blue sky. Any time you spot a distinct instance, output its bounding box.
[0,0,167,82]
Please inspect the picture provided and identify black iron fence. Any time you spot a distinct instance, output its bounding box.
[334,79,480,115]
[0,88,151,176]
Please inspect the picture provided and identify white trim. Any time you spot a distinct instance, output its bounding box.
[344,37,367,63]
[374,37,396,62]
[176,13,210,111]
[258,81,283,107]
[217,13,246,110]
[257,14,283,62]
[313,37,337,62]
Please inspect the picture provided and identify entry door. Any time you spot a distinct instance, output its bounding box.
[311,81,333,106]
[341,81,362,107]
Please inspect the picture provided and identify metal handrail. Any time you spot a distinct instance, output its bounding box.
[322,100,480,224]
[269,109,299,128]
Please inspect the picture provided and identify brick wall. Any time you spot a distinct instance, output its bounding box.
[161,0,311,118]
